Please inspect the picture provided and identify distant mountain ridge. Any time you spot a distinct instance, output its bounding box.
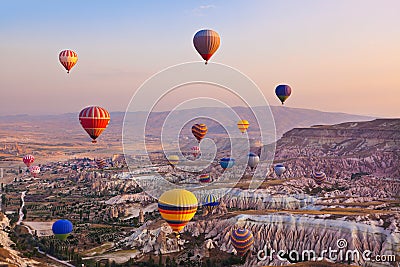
[0,106,374,142]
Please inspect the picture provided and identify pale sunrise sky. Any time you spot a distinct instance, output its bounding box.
[0,0,399,117]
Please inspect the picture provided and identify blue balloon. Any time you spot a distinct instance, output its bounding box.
[220,157,235,169]
[52,219,73,235]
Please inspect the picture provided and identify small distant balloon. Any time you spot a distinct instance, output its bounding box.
[248,153,259,171]
[220,157,235,169]
[191,123,208,143]
[167,155,180,168]
[199,173,211,183]
[79,106,110,143]
[59,50,78,73]
[52,219,73,241]
[23,155,35,167]
[312,170,326,185]
[275,84,292,105]
[191,146,200,158]
[96,158,106,169]
[193,29,220,64]
[274,164,286,178]
[202,194,219,214]
[29,166,40,178]
[237,120,249,134]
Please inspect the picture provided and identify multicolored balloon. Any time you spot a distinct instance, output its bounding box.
[52,219,73,241]
[23,155,35,167]
[220,157,235,169]
[59,50,78,73]
[158,189,198,237]
[237,120,249,134]
[29,166,40,178]
[274,164,286,178]
[193,29,220,64]
[312,170,326,185]
[79,106,110,143]
[191,146,200,158]
[191,123,208,143]
[96,158,106,169]
[230,228,254,257]
[248,153,260,170]
[275,84,292,105]
[202,194,219,213]
[199,173,211,183]
[167,155,180,169]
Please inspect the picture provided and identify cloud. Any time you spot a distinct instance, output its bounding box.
[191,4,216,16]
[199,4,215,9]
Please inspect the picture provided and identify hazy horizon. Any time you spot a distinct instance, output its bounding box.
[0,104,383,119]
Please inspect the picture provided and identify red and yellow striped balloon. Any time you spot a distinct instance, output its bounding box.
[79,106,110,143]
[193,29,220,64]
[237,120,249,134]
[59,50,78,73]
[191,123,208,143]
[158,189,198,235]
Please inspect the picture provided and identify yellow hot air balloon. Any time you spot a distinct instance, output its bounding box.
[167,155,179,169]
[158,189,198,237]
[237,120,249,134]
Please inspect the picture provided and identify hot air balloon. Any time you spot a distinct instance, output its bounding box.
[167,155,180,169]
[52,219,73,241]
[79,106,110,143]
[220,157,235,169]
[202,194,219,214]
[312,170,326,185]
[237,120,249,134]
[199,173,211,183]
[275,84,292,105]
[29,166,40,178]
[191,123,208,143]
[248,153,260,171]
[59,50,78,73]
[191,146,200,158]
[158,189,198,237]
[96,158,106,169]
[230,228,254,257]
[23,155,35,167]
[274,164,286,178]
[193,29,220,64]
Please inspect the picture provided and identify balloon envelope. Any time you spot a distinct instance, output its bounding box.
[96,158,106,169]
[275,84,292,104]
[193,29,220,64]
[158,189,198,234]
[52,219,73,241]
[167,155,179,167]
[312,171,326,185]
[79,106,110,143]
[230,228,254,256]
[29,166,40,177]
[23,155,35,167]
[220,157,235,169]
[237,120,249,134]
[199,173,211,183]
[248,153,260,170]
[59,50,78,73]
[202,194,219,213]
[191,123,208,143]
[191,146,200,157]
[274,164,286,177]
